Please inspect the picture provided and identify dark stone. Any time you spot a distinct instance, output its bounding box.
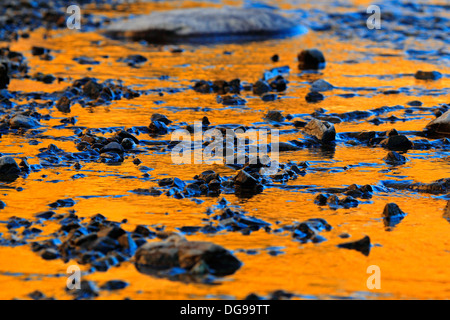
[337,236,371,256]
[298,49,326,70]
[380,135,413,151]
[101,142,125,154]
[253,80,271,96]
[134,237,242,276]
[151,113,172,125]
[265,110,284,122]
[383,203,407,228]
[261,93,277,102]
[9,115,40,129]
[0,63,10,89]
[305,91,324,103]
[56,96,71,113]
[100,280,129,291]
[414,71,442,80]
[0,156,21,181]
[384,151,407,165]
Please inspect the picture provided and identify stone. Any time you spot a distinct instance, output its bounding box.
[105,8,304,43]
[414,71,442,80]
[134,237,241,276]
[310,79,333,92]
[305,91,324,103]
[384,151,407,165]
[0,156,21,181]
[380,135,413,151]
[298,49,326,70]
[383,203,407,228]
[425,110,450,136]
[253,80,271,96]
[9,115,41,129]
[303,119,336,143]
[337,236,371,256]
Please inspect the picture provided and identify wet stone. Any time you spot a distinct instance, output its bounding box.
[134,236,242,277]
[380,135,413,151]
[303,119,336,143]
[384,151,407,165]
[298,49,326,70]
[414,70,442,80]
[337,236,371,256]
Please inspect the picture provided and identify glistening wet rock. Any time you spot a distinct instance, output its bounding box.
[425,110,450,136]
[384,151,407,165]
[303,119,336,143]
[383,203,407,228]
[105,7,304,44]
[134,236,242,278]
[380,135,413,151]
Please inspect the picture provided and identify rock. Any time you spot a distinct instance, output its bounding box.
[100,280,129,291]
[303,119,335,143]
[31,46,49,56]
[67,280,99,299]
[261,93,277,102]
[134,237,241,276]
[253,80,271,96]
[56,96,71,113]
[380,135,413,151]
[217,95,246,106]
[298,49,326,70]
[383,203,407,228]
[305,91,324,103]
[310,79,333,92]
[271,54,279,62]
[414,71,442,80]
[0,63,9,89]
[9,115,41,129]
[265,110,284,122]
[384,151,407,165]
[0,156,21,181]
[425,110,450,136]
[101,142,125,154]
[151,113,172,125]
[337,236,371,256]
[105,8,304,44]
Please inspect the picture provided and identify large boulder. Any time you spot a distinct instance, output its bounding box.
[425,110,450,136]
[105,7,304,43]
[0,156,21,181]
[134,236,242,278]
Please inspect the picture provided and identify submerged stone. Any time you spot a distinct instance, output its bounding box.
[337,236,371,256]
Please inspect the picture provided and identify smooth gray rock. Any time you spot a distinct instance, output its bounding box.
[105,7,304,43]
[9,115,41,129]
[426,110,450,136]
[310,79,334,92]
